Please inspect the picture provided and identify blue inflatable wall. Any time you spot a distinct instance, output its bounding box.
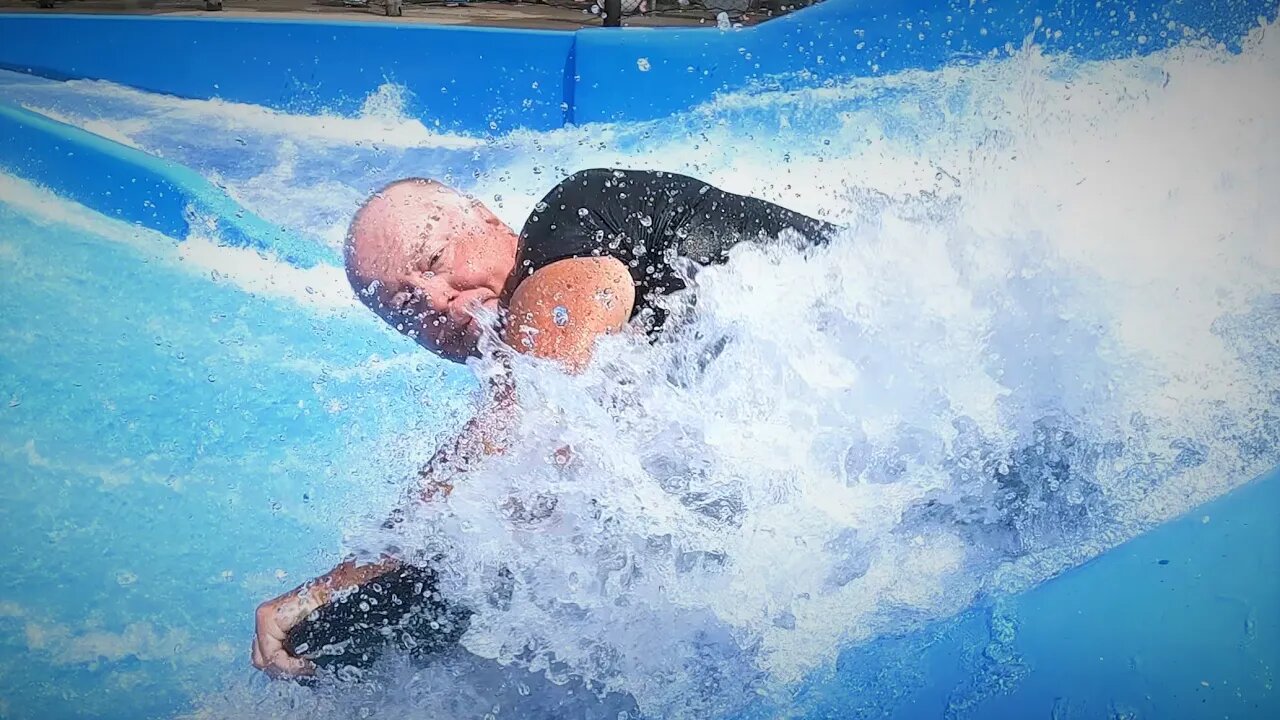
[572,0,1277,123]
[0,14,575,133]
[1,1,1274,133]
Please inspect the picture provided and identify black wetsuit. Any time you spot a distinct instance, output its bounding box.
[286,170,836,674]
[505,168,839,333]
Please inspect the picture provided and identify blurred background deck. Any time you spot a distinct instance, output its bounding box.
[0,0,814,30]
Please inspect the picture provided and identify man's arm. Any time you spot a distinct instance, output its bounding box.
[409,379,518,503]
[251,386,515,677]
[253,256,635,677]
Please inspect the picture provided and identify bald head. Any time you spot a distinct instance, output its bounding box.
[343,178,519,360]
[346,178,474,295]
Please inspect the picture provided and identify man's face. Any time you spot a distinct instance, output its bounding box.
[348,183,514,361]
[365,237,502,360]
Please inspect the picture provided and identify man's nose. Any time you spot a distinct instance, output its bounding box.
[409,275,456,314]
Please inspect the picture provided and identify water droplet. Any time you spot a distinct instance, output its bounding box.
[636,57,651,72]
[553,306,570,326]
[579,207,590,218]
[716,12,731,30]
[639,215,652,228]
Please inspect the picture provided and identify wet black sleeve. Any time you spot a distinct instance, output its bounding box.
[687,183,840,249]
[504,169,841,317]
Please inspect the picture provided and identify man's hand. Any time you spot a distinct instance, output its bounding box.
[251,587,319,678]
[251,558,401,678]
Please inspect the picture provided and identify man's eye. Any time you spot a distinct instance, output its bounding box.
[425,249,444,274]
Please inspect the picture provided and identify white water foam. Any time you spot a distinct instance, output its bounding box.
[0,71,482,151]
[330,27,1277,718]
[16,103,147,150]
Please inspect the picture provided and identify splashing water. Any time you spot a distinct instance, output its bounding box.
[2,19,1279,720]
[359,28,1278,718]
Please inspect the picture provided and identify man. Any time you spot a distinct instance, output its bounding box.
[251,168,838,678]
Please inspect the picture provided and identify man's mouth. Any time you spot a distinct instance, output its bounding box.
[426,315,479,359]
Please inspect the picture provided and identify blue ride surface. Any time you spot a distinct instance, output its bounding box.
[0,1,1276,719]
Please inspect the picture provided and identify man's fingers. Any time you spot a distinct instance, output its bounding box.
[253,640,314,679]
[266,650,315,678]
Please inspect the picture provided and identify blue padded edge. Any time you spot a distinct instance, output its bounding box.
[743,466,1280,718]
[0,100,337,267]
